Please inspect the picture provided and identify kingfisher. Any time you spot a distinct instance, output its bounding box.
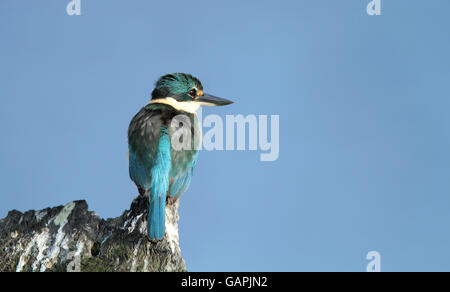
[128,73,233,240]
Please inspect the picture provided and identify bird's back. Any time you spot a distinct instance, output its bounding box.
[128,103,200,197]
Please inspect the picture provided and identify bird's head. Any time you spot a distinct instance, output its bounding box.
[149,73,233,113]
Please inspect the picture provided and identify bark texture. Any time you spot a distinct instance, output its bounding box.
[0,195,186,272]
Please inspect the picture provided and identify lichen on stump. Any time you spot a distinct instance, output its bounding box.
[0,195,186,272]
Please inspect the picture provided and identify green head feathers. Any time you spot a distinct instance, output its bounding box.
[152,73,203,102]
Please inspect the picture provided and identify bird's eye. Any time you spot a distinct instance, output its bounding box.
[188,88,197,97]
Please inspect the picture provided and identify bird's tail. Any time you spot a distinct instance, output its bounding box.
[148,193,166,240]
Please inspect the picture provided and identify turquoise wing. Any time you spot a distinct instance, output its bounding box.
[128,104,172,240]
[128,104,166,191]
[169,152,198,199]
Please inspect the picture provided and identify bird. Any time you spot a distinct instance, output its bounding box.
[128,73,233,240]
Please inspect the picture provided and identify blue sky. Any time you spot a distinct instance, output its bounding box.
[1,0,449,271]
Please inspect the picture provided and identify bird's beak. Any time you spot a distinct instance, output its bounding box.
[197,93,233,106]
